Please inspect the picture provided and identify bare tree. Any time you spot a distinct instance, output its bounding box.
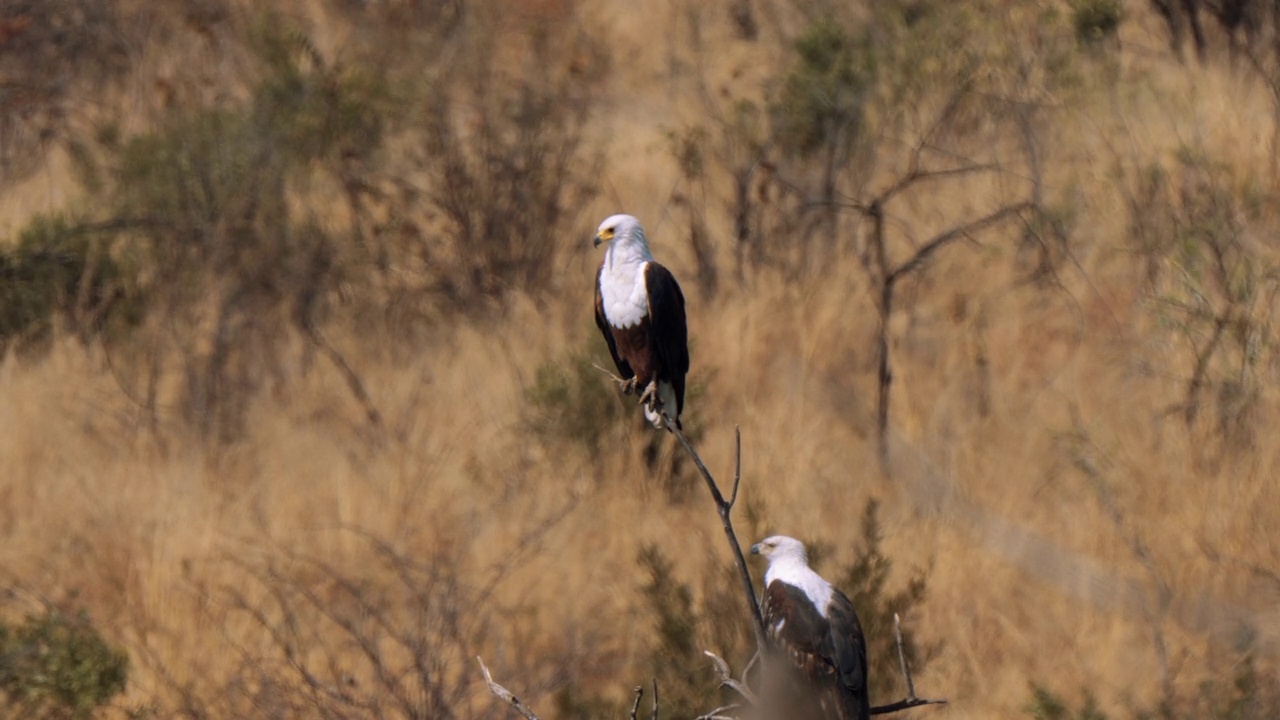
[479,424,946,719]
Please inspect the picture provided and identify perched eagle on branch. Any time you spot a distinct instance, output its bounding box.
[751,535,871,720]
[593,214,689,431]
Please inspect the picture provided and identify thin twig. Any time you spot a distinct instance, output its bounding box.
[894,614,915,700]
[887,201,1035,286]
[870,697,949,715]
[593,363,634,393]
[695,707,743,720]
[651,678,659,720]
[477,656,540,720]
[741,651,760,684]
[591,366,764,649]
[867,615,948,715]
[729,428,742,506]
[630,686,644,720]
[703,650,758,704]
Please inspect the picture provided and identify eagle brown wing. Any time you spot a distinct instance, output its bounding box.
[826,590,870,720]
[762,581,870,720]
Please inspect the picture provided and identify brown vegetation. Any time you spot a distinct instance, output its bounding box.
[0,0,1279,718]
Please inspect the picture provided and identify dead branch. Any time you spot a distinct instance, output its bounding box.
[696,704,744,720]
[483,400,947,717]
[669,424,768,653]
[594,363,638,395]
[704,650,758,704]
[594,360,764,652]
[477,656,540,720]
[894,614,915,700]
[302,320,382,428]
[868,614,947,715]
[479,658,661,720]
[886,201,1036,287]
[625,680,660,720]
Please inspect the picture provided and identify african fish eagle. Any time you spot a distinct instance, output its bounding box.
[593,214,689,431]
[751,535,871,720]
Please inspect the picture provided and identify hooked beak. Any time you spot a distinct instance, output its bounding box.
[592,233,603,248]
[749,543,761,555]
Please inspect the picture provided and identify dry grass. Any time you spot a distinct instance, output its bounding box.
[0,1,1279,718]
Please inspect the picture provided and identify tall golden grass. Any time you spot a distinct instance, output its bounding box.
[1,1,1278,718]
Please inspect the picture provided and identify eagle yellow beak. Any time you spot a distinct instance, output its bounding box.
[593,233,603,248]
[594,228,614,248]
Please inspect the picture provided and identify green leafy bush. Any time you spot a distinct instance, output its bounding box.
[524,335,707,498]
[836,499,937,700]
[772,19,875,159]
[0,609,129,719]
[524,338,633,461]
[1026,654,1280,719]
[0,213,140,355]
[1070,0,1125,45]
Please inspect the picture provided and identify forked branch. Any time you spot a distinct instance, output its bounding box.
[480,414,946,718]
[477,656,540,720]
[704,650,758,704]
[669,423,768,653]
[869,614,947,715]
[591,364,767,652]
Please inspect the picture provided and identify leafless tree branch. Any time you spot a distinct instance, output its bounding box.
[669,424,768,654]
[867,614,947,714]
[696,705,744,720]
[480,411,946,717]
[703,650,758,704]
[894,614,915,700]
[478,656,541,720]
[887,201,1035,287]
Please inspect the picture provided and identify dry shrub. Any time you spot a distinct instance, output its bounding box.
[0,0,129,181]
[409,9,606,307]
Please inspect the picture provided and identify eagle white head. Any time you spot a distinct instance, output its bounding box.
[751,535,834,611]
[751,535,810,565]
[593,214,651,256]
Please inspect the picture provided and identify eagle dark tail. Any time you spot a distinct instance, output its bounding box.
[647,380,682,432]
[836,686,870,720]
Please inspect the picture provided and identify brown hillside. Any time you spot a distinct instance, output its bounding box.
[0,1,1277,718]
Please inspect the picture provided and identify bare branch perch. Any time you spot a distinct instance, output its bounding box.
[704,650,758,704]
[894,614,915,700]
[477,656,540,720]
[886,200,1035,286]
[696,704,744,720]
[867,614,947,715]
[630,685,644,720]
[669,424,768,653]
[594,363,638,395]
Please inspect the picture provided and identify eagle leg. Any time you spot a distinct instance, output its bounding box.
[619,377,638,395]
[638,379,659,412]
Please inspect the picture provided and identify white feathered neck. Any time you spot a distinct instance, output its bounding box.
[601,214,653,270]
[763,541,835,616]
[598,214,655,328]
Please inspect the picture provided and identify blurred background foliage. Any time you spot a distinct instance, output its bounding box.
[1,0,1279,718]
